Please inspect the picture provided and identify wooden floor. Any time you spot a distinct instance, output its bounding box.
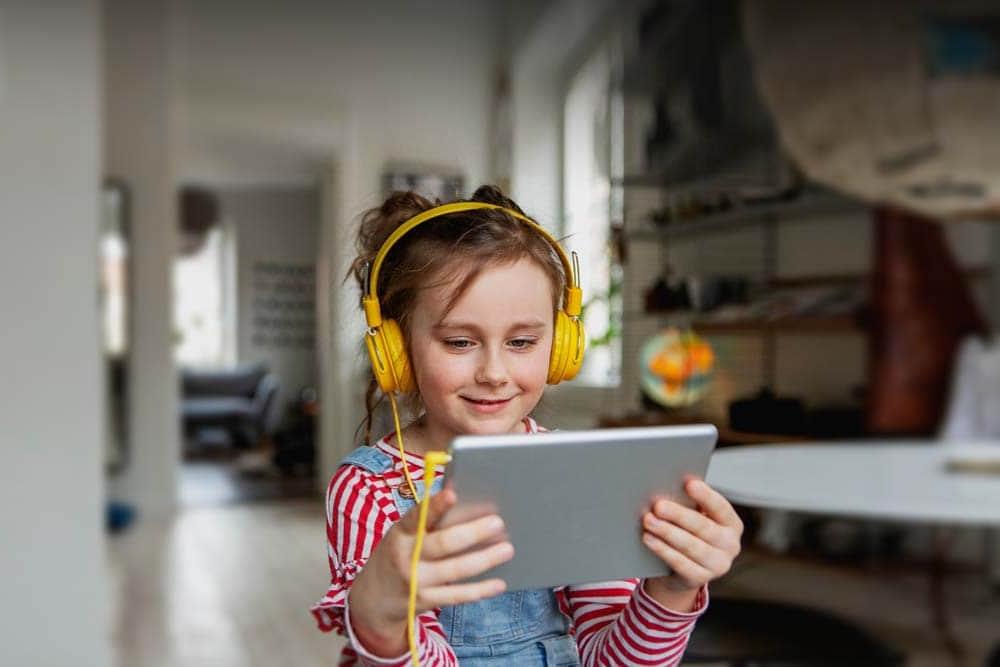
[109,497,346,667]
[178,460,316,508]
[110,497,1000,667]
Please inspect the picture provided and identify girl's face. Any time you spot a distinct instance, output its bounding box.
[408,258,555,446]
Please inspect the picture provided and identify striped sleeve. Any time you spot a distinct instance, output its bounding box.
[564,579,707,666]
[310,463,458,666]
[344,605,455,667]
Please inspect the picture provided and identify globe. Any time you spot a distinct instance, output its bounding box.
[639,327,715,408]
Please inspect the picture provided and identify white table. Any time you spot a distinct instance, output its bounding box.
[706,441,1000,664]
[706,442,1000,526]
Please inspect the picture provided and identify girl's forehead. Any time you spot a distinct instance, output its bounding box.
[416,258,556,323]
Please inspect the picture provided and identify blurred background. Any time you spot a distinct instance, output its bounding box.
[3,0,1000,665]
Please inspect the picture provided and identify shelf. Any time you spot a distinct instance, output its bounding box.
[625,192,860,241]
[597,412,812,446]
[767,266,991,289]
[767,273,867,289]
[623,310,865,335]
[628,263,989,333]
[691,314,863,335]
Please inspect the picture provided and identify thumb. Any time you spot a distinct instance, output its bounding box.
[399,486,455,534]
[425,487,456,531]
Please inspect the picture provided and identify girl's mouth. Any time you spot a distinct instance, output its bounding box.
[461,396,513,413]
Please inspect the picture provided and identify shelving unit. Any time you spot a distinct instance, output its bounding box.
[614,179,872,421]
[623,189,854,242]
[607,5,994,426]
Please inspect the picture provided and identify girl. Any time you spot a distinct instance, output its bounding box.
[312,186,743,666]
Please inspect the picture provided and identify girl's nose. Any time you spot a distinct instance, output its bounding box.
[475,348,510,386]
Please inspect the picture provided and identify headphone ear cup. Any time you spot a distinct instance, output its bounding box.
[562,317,586,381]
[364,327,396,394]
[547,310,571,385]
[364,319,414,394]
[380,319,414,394]
[548,310,587,384]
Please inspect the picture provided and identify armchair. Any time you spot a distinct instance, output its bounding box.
[181,363,281,450]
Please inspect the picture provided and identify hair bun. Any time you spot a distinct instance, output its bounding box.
[470,185,527,216]
[349,191,436,292]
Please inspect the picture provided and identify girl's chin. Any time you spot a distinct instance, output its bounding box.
[457,414,524,435]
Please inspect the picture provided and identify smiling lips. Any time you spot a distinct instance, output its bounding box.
[461,396,514,413]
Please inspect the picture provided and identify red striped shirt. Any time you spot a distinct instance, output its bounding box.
[312,419,707,665]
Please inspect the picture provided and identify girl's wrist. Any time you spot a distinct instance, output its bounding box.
[346,589,409,657]
[642,576,700,613]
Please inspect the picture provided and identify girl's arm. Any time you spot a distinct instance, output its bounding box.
[563,477,741,666]
[314,465,512,666]
[561,579,707,666]
[312,464,459,666]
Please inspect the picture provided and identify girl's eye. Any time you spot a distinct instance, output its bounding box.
[444,339,474,350]
[508,338,538,350]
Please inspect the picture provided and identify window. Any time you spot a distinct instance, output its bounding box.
[563,40,624,386]
[173,225,234,367]
[100,185,128,358]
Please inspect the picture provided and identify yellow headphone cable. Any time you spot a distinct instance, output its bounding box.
[386,392,450,667]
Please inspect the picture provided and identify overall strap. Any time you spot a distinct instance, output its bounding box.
[339,444,394,475]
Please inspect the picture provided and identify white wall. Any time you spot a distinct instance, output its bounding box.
[509,0,625,429]
[174,0,501,193]
[510,0,618,223]
[104,0,180,515]
[220,187,320,418]
[0,2,110,664]
[171,0,507,484]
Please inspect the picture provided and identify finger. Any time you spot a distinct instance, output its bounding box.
[398,487,456,534]
[643,531,714,584]
[422,540,515,586]
[684,479,743,530]
[422,514,506,561]
[643,513,732,574]
[417,578,507,610]
[651,500,725,547]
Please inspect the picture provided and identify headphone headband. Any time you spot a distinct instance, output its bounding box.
[362,201,581,328]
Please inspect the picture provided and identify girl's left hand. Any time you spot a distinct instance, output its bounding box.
[641,477,743,597]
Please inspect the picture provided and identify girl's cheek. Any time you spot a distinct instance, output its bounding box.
[433,356,477,387]
[522,350,552,380]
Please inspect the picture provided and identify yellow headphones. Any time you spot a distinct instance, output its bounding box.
[361,201,586,394]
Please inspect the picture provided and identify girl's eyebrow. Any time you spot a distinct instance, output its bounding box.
[433,318,547,332]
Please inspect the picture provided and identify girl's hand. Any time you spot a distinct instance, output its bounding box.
[640,477,743,610]
[348,488,513,656]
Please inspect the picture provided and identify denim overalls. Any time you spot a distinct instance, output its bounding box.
[342,446,580,666]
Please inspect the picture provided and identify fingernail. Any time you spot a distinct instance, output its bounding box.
[489,516,505,531]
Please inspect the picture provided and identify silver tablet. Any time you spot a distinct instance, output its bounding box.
[438,424,718,592]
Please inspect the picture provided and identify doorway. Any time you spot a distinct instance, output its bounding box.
[175,185,321,507]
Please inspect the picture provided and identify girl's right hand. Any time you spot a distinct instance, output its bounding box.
[347,488,514,654]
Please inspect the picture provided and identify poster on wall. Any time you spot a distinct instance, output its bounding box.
[382,164,465,202]
[250,261,316,351]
